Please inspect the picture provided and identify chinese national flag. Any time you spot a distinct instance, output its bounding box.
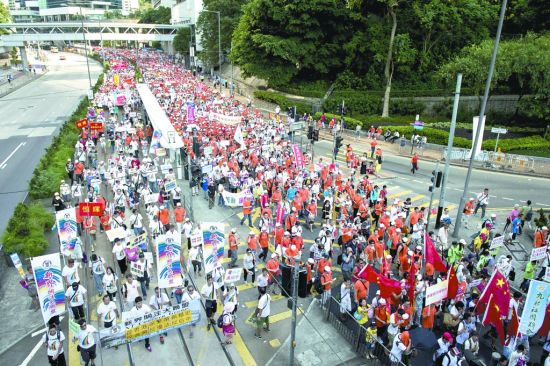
[425,234,447,272]
[407,261,416,305]
[507,306,519,339]
[477,270,511,318]
[483,296,505,345]
[447,266,459,300]
[357,265,401,300]
[537,302,550,337]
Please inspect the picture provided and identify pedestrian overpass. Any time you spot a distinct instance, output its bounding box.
[0,21,188,47]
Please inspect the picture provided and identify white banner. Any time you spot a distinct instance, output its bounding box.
[489,236,505,250]
[201,223,225,274]
[55,208,78,257]
[31,253,66,325]
[209,112,241,126]
[530,246,547,261]
[518,280,550,336]
[224,268,242,283]
[221,189,252,207]
[425,280,449,306]
[156,234,183,288]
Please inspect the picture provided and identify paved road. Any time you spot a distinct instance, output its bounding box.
[0,52,102,237]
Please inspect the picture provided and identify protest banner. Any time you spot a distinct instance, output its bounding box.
[187,103,195,123]
[425,280,449,306]
[292,144,305,169]
[155,148,167,157]
[156,234,183,288]
[130,260,146,278]
[79,202,105,217]
[101,301,201,348]
[201,164,213,175]
[164,179,177,192]
[202,223,225,274]
[127,233,148,250]
[190,232,203,248]
[530,246,547,261]
[209,112,241,125]
[224,268,242,283]
[31,253,66,325]
[105,227,126,242]
[75,118,88,129]
[10,253,25,279]
[144,192,160,205]
[149,130,162,155]
[518,280,550,335]
[56,208,78,257]
[160,164,173,174]
[221,189,252,207]
[89,122,104,131]
[489,236,505,250]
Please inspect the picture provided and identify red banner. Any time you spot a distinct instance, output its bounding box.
[292,144,305,169]
[79,202,104,217]
[89,122,104,131]
[76,118,88,129]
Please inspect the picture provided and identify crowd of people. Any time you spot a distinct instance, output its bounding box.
[37,47,550,366]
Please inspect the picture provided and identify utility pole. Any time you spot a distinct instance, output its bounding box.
[426,160,440,229]
[435,74,462,228]
[454,0,508,238]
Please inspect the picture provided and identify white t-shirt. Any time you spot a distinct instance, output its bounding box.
[65,285,87,306]
[130,304,152,317]
[112,244,126,260]
[97,301,118,324]
[103,273,118,293]
[62,265,80,285]
[125,281,141,305]
[77,325,97,349]
[89,257,106,275]
[149,293,170,310]
[257,294,271,318]
[389,334,408,363]
[42,330,65,356]
[257,274,269,288]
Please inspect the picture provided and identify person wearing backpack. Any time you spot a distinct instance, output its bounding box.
[255,287,271,339]
[220,303,236,346]
[434,332,453,364]
[42,323,66,366]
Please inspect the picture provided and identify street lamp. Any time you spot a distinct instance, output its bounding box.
[201,9,222,94]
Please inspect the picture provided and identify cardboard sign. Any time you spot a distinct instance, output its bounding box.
[76,118,88,129]
[164,179,177,192]
[530,246,547,261]
[425,280,449,306]
[90,122,104,131]
[489,236,505,250]
[79,202,105,217]
[224,268,242,283]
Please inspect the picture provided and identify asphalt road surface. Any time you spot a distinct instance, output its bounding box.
[0,52,102,237]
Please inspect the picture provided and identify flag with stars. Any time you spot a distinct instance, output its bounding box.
[477,270,510,318]
[357,265,402,300]
[447,265,459,300]
[482,295,505,345]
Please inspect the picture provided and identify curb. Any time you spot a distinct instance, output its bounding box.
[0,71,48,99]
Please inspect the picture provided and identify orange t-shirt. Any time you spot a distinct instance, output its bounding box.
[321,273,332,291]
[174,207,185,223]
[159,209,169,225]
[247,235,257,250]
[422,305,436,329]
[259,232,270,248]
[355,280,369,301]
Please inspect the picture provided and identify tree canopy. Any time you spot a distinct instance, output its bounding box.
[0,2,10,35]
[138,6,171,24]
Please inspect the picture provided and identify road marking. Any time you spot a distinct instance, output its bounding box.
[399,177,410,181]
[537,203,550,207]
[410,195,425,203]
[502,197,513,201]
[269,339,281,348]
[387,190,412,199]
[233,328,257,366]
[19,338,44,366]
[245,309,294,326]
[412,179,422,183]
[0,141,26,170]
[244,294,285,308]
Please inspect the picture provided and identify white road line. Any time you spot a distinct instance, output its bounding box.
[400,177,410,181]
[19,338,43,366]
[537,203,550,207]
[452,188,462,191]
[502,197,513,201]
[413,179,422,183]
[0,141,26,170]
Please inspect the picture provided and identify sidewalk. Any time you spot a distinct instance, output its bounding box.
[0,71,47,99]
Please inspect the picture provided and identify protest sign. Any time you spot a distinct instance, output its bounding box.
[202,223,225,274]
[190,232,203,248]
[156,234,183,288]
[209,112,241,125]
[56,208,78,257]
[518,280,550,335]
[10,253,25,279]
[164,179,177,192]
[160,164,173,174]
[221,189,252,207]
[530,246,547,261]
[292,144,305,169]
[31,253,66,325]
[224,268,242,283]
[79,202,105,217]
[425,280,449,306]
[489,236,505,250]
[105,227,126,242]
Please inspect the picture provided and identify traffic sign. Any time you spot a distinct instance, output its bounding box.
[491,127,507,134]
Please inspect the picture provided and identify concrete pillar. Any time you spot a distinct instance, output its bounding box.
[19,46,29,73]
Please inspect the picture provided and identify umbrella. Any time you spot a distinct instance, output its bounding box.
[409,327,437,350]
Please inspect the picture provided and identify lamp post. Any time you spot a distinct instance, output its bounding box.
[202,9,221,94]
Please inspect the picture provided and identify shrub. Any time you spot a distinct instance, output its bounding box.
[253,90,312,114]
[390,98,425,115]
[313,112,364,130]
[2,203,54,257]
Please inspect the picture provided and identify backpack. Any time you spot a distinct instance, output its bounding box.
[217,314,225,329]
[314,274,323,294]
[435,352,449,366]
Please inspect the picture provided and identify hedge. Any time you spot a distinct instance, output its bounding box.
[1,203,55,257]
[28,70,104,199]
[253,90,312,114]
[312,113,550,153]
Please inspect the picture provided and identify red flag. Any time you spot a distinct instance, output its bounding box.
[358,265,401,300]
[275,203,284,226]
[477,270,511,318]
[537,302,550,337]
[447,266,459,300]
[425,234,446,272]
[407,260,416,305]
[483,296,505,345]
[508,306,519,339]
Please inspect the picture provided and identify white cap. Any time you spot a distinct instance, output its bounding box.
[379,298,386,305]
[407,250,413,256]
[402,313,409,320]
[292,207,297,212]
[416,245,422,251]
[402,237,409,243]
[249,231,254,235]
[543,226,548,230]
[290,245,296,250]
[324,266,332,273]
[308,258,314,264]
[396,228,401,233]
[416,274,422,280]
[231,228,236,233]
[386,254,392,259]
[379,223,385,228]
[459,239,466,245]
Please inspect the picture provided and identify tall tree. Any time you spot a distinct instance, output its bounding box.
[173,27,192,67]
[0,2,11,35]
[196,0,247,70]
[232,0,352,86]
[138,6,171,24]
[381,0,399,117]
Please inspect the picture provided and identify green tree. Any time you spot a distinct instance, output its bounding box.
[138,6,171,24]
[0,2,10,35]
[10,47,19,65]
[173,27,192,66]
[104,9,124,19]
[232,0,352,86]
[196,0,247,70]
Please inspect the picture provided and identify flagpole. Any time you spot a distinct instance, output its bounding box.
[481,293,493,325]
[475,269,498,313]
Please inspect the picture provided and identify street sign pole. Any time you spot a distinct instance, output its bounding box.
[426,160,440,230]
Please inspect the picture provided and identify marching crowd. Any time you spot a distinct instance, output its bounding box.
[37,47,550,366]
